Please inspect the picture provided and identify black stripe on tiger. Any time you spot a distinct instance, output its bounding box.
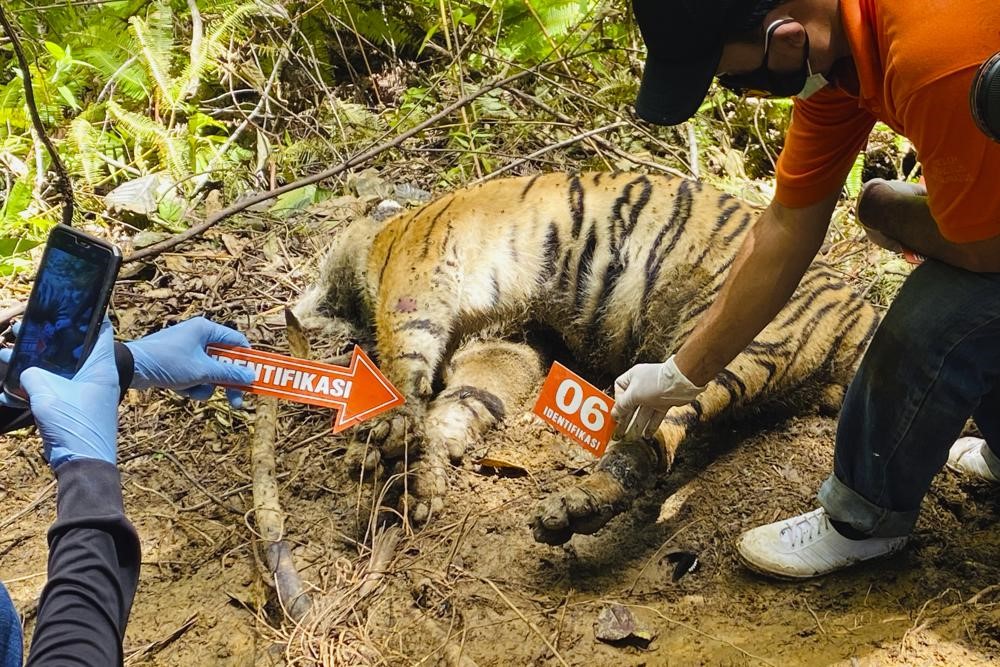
[395,351,428,362]
[441,385,506,421]
[377,229,403,287]
[662,398,703,429]
[643,180,694,301]
[714,369,748,404]
[396,318,447,338]
[773,301,840,385]
[420,197,456,259]
[574,225,598,312]
[539,222,561,284]
[723,212,753,243]
[818,300,876,372]
[588,255,625,339]
[691,203,742,266]
[569,175,585,238]
[610,175,653,238]
[520,173,543,201]
[776,281,844,329]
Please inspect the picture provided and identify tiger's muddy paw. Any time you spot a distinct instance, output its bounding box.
[353,405,425,461]
[345,440,383,475]
[530,439,659,545]
[531,471,629,545]
[402,493,445,525]
[402,461,449,525]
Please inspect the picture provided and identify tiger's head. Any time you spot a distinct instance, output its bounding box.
[291,208,396,358]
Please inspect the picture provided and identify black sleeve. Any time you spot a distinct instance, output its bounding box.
[26,459,141,666]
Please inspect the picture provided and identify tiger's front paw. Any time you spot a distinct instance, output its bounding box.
[349,405,425,473]
[401,459,449,525]
[530,439,659,545]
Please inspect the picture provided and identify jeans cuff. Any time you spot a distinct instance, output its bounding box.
[818,474,918,538]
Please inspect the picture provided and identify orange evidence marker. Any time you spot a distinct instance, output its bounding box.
[206,344,405,433]
[532,362,616,457]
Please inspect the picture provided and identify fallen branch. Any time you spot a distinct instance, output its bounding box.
[251,392,312,622]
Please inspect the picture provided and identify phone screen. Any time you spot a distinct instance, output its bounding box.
[4,229,119,399]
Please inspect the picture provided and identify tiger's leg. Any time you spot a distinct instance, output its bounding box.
[530,353,776,545]
[348,271,464,472]
[405,339,545,523]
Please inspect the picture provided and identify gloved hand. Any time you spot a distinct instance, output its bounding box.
[20,318,119,469]
[610,355,707,441]
[125,316,256,408]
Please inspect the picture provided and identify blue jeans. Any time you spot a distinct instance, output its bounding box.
[818,259,1000,537]
[0,583,22,666]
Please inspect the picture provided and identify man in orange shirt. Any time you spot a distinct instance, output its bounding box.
[611,0,1000,578]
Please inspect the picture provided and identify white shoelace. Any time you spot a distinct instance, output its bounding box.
[779,508,830,548]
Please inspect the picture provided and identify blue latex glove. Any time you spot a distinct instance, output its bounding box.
[20,318,119,468]
[125,316,256,407]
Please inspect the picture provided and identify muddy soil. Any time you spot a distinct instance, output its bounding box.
[2,215,999,666]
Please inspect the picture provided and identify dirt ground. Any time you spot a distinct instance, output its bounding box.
[2,212,1000,666]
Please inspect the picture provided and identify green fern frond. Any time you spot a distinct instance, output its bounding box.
[499,0,590,61]
[176,1,263,101]
[80,35,151,102]
[70,117,112,186]
[107,99,168,143]
[129,0,177,107]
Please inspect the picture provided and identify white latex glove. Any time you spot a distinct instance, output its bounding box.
[610,355,707,441]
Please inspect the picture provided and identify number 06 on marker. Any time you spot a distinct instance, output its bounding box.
[532,362,616,457]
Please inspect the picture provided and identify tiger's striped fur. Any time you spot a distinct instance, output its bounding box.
[293,172,878,543]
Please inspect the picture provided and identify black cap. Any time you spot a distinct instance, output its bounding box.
[633,0,761,126]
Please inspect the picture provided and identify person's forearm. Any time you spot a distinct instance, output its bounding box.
[27,460,140,666]
[860,181,1000,272]
[675,197,834,386]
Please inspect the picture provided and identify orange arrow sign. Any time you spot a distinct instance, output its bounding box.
[206,344,405,433]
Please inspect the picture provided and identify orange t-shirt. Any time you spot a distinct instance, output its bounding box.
[775,0,1000,243]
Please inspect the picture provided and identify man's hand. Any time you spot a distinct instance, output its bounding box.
[21,319,119,469]
[126,316,256,407]
[610,355,706,441]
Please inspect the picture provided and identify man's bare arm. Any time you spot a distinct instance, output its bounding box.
[675,192,839,386]
[858,179,1000,273]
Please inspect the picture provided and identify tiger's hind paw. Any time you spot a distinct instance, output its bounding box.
[530,439,659,545]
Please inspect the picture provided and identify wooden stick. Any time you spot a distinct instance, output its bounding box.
[251,394,311,622]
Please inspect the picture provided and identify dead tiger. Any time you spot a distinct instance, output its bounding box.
[292,172,877,545]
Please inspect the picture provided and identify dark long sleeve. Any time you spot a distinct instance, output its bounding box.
[26,459,141,666]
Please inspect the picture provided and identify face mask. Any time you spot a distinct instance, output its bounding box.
[718,18,829,99]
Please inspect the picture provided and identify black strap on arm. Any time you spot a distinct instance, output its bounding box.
[0,342,134,435]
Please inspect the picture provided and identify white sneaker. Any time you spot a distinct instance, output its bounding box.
[737,508,908,580]
[946,437,1000,482]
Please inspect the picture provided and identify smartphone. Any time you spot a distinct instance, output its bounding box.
[2,225,122,404]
